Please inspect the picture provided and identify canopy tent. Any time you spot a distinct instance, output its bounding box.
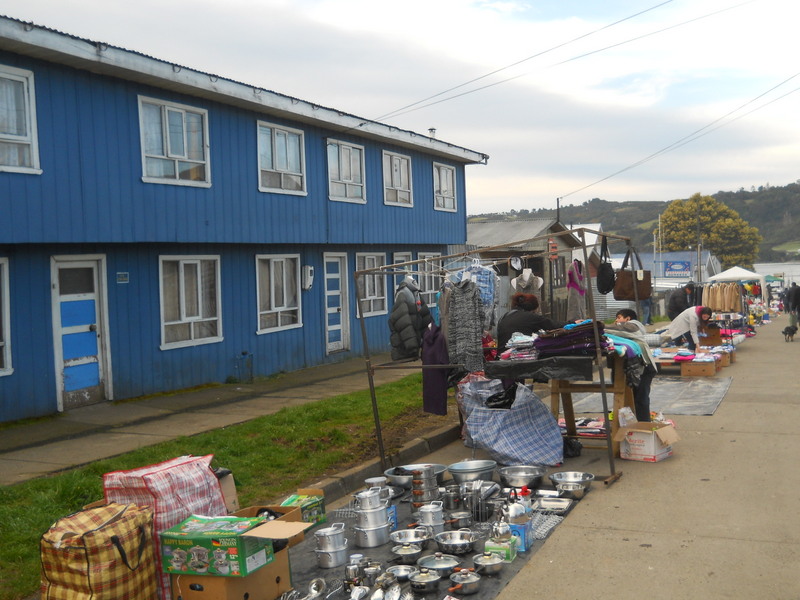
[708,266,766,297]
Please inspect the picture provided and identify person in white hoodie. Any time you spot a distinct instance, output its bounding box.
[606,308,656,422]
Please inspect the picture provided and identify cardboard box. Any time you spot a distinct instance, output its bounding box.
[483,535,518,562]
[718,351,731,367]
[680,360,716,377]
[170,546,291,600]
[614,421,680,462]
[280,488,326,525]
[233,505,309,548]
[509,517,533,552]
[162,515,274,577]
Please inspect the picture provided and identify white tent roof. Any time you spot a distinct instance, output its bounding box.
[708,266,766,297]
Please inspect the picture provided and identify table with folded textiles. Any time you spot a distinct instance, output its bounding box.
[485,353,635,455]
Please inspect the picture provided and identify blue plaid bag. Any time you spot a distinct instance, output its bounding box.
[466,384,563,466]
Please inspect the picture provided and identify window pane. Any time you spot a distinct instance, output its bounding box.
[59,267,94,295]
[283,174,303,191]
[341,146,352,180]
[183,263,199,318]
[285,259,298,308]
[351,148,363,183]
[146,157,175,178]
[261,312,278,330]
[194,320,218,339]
[275,130,288,170]
[0,141,31,168]
[258,259,272,311]
[201,260,217,319]
[0,77,26,136]
[162,261,180,321]
[274,260,286,308]
[167,109,185,157]
[287,132,301,172]
[330,181,346,197]
[259,127,273,170]
[262,171,282,189]
[142,102,164,155]
[327,143,340,180]
[178,161,205,181]
[185,112,204,161]
[347,184,362,199]
[165,322,190,343]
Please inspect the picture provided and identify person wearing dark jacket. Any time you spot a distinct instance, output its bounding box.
[388,276,432,360]
[496,293,566,354]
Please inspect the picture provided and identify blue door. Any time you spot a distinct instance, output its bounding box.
[52,257,111,410]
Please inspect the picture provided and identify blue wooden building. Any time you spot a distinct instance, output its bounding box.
[0,16,488,423]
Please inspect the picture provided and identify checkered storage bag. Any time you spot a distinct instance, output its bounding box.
[103,455,227,600]
[40,502,157,600]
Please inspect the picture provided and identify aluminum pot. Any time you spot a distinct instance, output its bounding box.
[411,488,441,503]
[472,551,504,576]
[417,501,445,525]
[446,511,473,529]
[409,568,440,595]
[390,526,431,550]
[390,543,423,565]
[354,486,388,510]
[314,522,347,551]
[442,486,462,511]
[354,504,389,528]
[386,565,418,583]
[433,528,478,555]
[353,522,391,548]
[448,568,481,595]
[416,552,462,578]
[314,546,348,569]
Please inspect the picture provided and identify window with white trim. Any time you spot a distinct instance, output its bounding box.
[139,96,210,186]
[0,258,11,374]
[383,150,413,206]
[257,255,301,332]
[433,163,456,211]
[0,65,40,173]
[392,252,413,288]
[327,139,365,203]
[160,256,221,348]
[356,253,387,316]
[418,252,442,307]
[258,122,306,194]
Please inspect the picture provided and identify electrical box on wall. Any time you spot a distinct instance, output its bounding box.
[301,265,314,290]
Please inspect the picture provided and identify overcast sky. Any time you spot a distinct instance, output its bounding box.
[3,0,798,214]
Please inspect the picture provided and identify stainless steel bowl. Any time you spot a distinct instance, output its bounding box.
[549,471,595,490]
[497,465,546,488]
[384,464,447,489]
[386,564,419,583]
[433,528,477,555]
[556,482,587,499]
[447,459,497,483]
[389,526,431,549]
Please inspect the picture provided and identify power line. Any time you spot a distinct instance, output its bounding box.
[374,0,675,121]
[378,1,752,121]
[559,72,800,199]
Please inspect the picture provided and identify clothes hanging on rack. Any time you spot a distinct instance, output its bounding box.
[455,262,498,328]
[446,279,485,373]
[388,277,432,360]
[700,281,743,312]
[565,259,587,321]
[421,323,450,415]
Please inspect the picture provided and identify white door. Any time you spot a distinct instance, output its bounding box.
[323,253,350,354]
[51,255,112,410]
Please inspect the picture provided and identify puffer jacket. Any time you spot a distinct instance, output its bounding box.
[388,280,432,360]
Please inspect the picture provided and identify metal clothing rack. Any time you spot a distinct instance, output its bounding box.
[354,227,645,487]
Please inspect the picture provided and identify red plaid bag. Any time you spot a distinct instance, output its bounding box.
[103,455,226,600]
[40,502,157,600]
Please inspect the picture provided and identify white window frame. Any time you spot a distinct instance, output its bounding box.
[418,252,442,307]
[433,163,457,212]
[256,254,302,333]
[392,252,413,289]
[0,258,11,375]
[356,253,387,317]
[327,139,366,203]
[383,150,413,207]
[0,64,41,174]
[159,255,222,349]
[257,121,307,195]
[138,96,211,187]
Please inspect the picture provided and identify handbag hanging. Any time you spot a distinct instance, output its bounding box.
[40,502,158,600]
[613,247,652,301]
[596,235,615,295]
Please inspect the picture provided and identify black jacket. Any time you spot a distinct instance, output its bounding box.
[388,280,432,360]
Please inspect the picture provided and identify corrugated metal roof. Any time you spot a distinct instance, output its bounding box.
[467,219,558,249]
[0,15,488,165]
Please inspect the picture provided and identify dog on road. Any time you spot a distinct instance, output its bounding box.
[782,325,797,342]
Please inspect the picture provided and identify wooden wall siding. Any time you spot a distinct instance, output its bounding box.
[0,242,403,422]
[0,51,470,248]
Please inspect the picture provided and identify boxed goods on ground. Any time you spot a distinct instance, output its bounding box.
[280,488,326,525]
[509,517,533,552]
[171,546,291,600]
[680,360,716,377]
[484,535,518,562]
[614,421,680,462]
[233,505,309,547]
[161,514,308,577]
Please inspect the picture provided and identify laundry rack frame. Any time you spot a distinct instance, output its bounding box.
[354,227,645,486]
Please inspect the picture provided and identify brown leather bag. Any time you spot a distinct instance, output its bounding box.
[613,248,652,301]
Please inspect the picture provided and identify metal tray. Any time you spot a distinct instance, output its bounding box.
[531,497,572,514]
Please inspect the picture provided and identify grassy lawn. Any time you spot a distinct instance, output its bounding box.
[0,373,444,600]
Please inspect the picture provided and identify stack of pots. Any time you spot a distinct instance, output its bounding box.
[353,486,391,548]
[411,464,440,510]
[415,500,446,536]
[314,522,348,569]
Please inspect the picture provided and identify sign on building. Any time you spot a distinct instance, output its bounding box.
[665,261,691,276]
